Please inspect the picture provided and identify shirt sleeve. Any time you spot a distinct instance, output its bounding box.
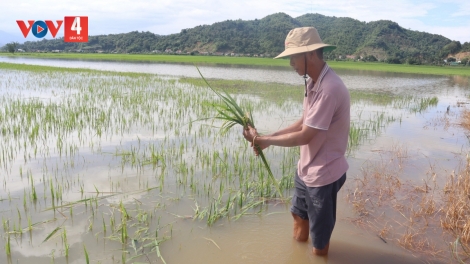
[304,92,336,130]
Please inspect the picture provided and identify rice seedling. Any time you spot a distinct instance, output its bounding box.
[83,244,90,264]
[5,233,10,256]
[42,226,61,243]
[62,228,69,258]
[195,66,283,199]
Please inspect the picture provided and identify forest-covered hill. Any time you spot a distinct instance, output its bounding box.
[9,13,470,64]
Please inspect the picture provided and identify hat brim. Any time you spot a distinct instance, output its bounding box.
[274,44,336,59]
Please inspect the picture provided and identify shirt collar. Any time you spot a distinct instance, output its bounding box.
[307,63,330,95]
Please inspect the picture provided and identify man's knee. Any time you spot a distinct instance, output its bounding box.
[291,212,309,242]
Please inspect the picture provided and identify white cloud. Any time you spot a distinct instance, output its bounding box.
[451,2,470,17]
[431,24,470,43]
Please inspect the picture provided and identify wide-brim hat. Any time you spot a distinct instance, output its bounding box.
[274,27,336,59]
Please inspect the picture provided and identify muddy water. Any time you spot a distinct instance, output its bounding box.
[0,58,469,264]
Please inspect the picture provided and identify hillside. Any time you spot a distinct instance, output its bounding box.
[11,13,470,63]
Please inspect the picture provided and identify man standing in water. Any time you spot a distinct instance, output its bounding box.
[243,27,350,256]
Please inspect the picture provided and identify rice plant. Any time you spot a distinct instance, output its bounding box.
[196,66,283,199]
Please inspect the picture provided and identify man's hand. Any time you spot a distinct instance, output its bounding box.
[243,125,258,144]
[243,125,269,156]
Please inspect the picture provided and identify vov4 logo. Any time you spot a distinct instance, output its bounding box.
[16,16,88,42]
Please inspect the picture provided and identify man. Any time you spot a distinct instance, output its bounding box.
[243,27,350,256]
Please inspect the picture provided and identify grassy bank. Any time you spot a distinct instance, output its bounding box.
[2,52,470,77]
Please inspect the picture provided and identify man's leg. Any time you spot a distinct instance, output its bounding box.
[291,172,309,242]
[313,242,329,256]
[307,173,346,256]
[292,212,309,242]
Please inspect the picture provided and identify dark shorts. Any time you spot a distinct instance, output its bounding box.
[290,172,346,249]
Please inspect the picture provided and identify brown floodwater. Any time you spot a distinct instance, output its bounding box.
[0,58,469,264]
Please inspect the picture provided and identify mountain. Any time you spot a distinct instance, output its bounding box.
[14,13,470,63]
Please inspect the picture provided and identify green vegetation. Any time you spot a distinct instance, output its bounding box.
[0,52,288,67]
[4,42,19,54]
[5,13,469,64]
[196,67,283,198]
[2,53,470,76]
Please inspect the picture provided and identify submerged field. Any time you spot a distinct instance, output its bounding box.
[2,52,470,77]
[0,62,469,263]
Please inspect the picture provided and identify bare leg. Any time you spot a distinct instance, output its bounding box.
[291,212,309,242]
[313,242,329,256]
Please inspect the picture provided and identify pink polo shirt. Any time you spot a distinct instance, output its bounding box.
[297,64,350,187]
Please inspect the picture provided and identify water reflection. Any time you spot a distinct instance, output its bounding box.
[0,56,458,95]
[450,75,470,88]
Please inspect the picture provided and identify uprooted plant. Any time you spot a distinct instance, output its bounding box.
[196,66,283,199]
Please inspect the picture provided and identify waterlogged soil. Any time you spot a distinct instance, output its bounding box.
[0,60,469,264]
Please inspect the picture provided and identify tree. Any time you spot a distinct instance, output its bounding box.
[407,57,421,65]
[365,55,377,62]
[6,42,19,54]
[441,41,461,57]
[386,57,402,64]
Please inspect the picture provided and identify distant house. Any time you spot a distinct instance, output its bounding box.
[52,50,60,53]
[17,49,25,52]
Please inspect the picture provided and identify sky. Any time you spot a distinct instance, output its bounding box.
[0,0,469,44]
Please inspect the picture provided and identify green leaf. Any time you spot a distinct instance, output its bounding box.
[42,227,61,243]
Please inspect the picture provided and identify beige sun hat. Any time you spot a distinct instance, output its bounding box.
[274,27,336,59]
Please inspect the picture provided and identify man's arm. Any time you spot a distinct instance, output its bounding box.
[243,118,303,147]
[258,124,318,148]
[268,118,303,137]
[243,123,319,152]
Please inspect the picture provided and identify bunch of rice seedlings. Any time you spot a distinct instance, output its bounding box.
[196,67,283,198]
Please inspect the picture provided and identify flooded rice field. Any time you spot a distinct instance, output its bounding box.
[0,58,470,263]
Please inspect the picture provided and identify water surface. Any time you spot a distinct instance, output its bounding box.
[0,57,469,264]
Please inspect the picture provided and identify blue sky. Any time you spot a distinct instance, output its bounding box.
[1,0,469,44]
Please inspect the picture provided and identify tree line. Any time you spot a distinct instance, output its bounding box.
[3,13,470,64]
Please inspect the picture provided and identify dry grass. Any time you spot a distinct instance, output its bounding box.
[347,148,405,216]
[441,161,470,243]
[344,109,470,262]
[346,144,469,262]
[461,110,470,131]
